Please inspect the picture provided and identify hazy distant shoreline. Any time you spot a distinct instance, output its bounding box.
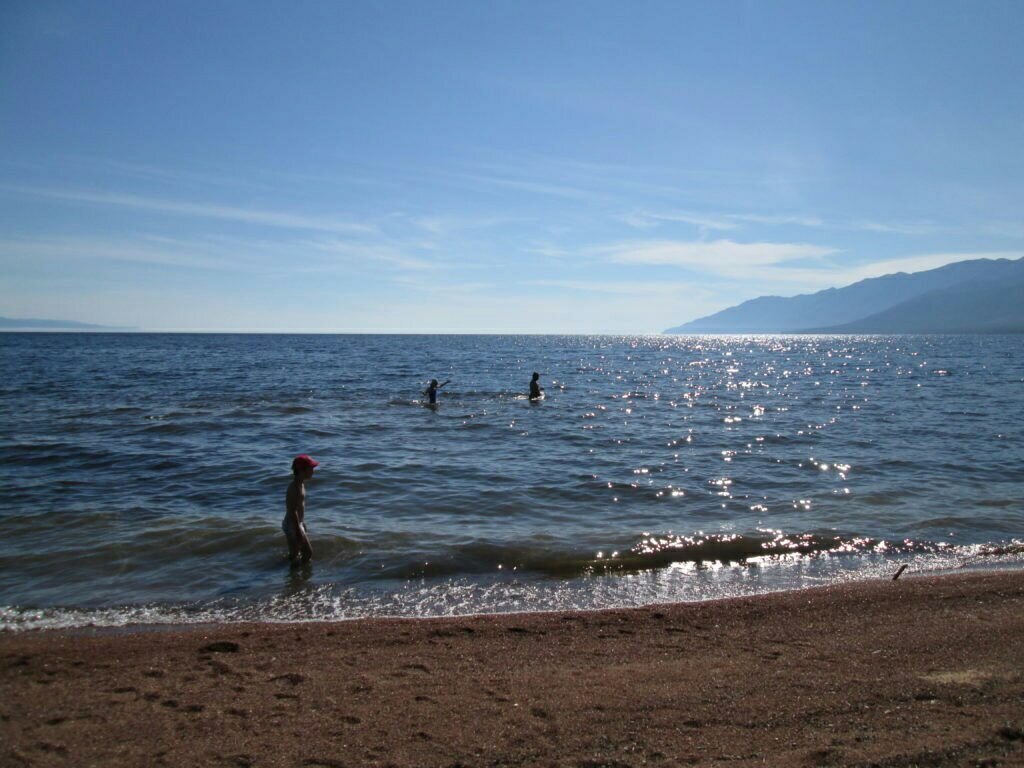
[5,329,1024,335]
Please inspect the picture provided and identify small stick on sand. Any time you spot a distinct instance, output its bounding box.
[892,564,908,581]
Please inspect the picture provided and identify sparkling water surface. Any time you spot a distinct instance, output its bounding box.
[1,333,1022,629]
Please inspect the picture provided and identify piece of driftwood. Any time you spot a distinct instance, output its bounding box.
[892,564,908,581]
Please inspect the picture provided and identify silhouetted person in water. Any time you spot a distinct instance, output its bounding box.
[529,372,543,401]
[424,378,450,405]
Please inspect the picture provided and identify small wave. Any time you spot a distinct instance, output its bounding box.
[371,530,966,580]
[60,405,146,419]
[141,422,193,435]
[6,548,1022,631]
[968,541,1024,559]
[265,405,315,415]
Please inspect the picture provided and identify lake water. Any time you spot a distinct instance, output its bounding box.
[1,333,1022,630]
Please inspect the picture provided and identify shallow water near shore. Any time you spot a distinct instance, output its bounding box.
[1,333,1022,630]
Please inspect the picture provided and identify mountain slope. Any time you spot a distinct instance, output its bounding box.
[0,316,130,330]
[809,279,1024,333]
[664,257,1024,333]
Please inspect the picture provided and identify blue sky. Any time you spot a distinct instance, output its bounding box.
[2,1,1022,332]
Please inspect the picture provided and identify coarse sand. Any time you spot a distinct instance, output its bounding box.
[2,570,1023,767]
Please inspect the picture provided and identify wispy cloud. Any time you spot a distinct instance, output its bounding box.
[301,238,441,271]
[528,279,694,296]
[7,186,375,235]
[594,240,1024,295]
[0,232,447,275]
[411,214,515,236]
[849,219,943,236]
[981,222,1024,239]
[443,171,602,202]
[524,242,575,259]
[602,239,837,271]
[622,208,941,235]
[737,213,827,228]
[621,211,741,231]
[0,236,231,270]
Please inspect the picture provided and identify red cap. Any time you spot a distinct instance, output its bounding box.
[292,454,320,471]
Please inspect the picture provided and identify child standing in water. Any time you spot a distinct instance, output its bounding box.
[283,454,318,564]
[529,372,544,400]
[424,378,450,405]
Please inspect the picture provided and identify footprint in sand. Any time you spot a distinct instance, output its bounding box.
[271,672,305,685]
[33,741,69,757]
[222,755,254,767]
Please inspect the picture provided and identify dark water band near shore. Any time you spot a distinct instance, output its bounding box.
[3,536,1023,631]
[1,333,1023,630]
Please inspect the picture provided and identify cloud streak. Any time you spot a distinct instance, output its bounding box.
[0,232,447,276]
[0,236,230,270]
[623,208,942,236]
[7,186,375,235]
[602,239,837,271]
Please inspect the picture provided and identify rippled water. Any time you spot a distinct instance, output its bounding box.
[1,333,1022,629]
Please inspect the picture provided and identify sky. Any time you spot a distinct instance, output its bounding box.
[1,0,1023,333]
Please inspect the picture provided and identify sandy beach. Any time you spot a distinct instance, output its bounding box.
[2,570,1023,767]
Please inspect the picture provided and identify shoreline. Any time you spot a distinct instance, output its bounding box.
[3,570,1023,766]
[7,555,1024,635]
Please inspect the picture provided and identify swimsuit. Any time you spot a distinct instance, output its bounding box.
[282,518,307,549]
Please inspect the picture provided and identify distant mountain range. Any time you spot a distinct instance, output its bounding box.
[0,316,133,331]
[664,257,1024,334]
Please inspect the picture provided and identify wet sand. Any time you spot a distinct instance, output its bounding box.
[2,570,1023,767]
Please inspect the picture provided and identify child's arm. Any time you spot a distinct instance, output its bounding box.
[286,483,308,527]
[439,380,451,388]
